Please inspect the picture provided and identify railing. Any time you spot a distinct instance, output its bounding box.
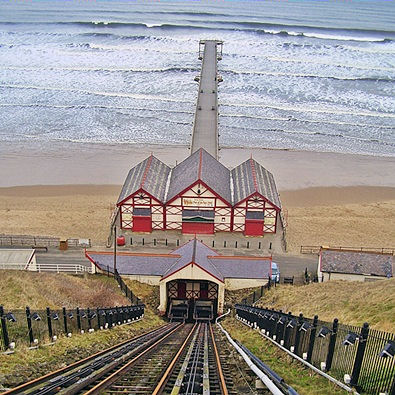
[113,268,142,305]
[300,245,395,255]
[36,264,92,274]
[0,235,59,247]
[0,303,144,351]
[236,305,395,395]
[240,281,273,306]
[0,235,92,249]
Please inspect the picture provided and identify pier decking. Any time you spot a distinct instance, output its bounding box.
[190,40,223,160]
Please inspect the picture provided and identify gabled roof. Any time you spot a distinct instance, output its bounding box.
[208,256,271,279]
[86,240,271,282]
[117,155,171,204]
[166,149,231,204]
[231,158,281,209]
[162,239,223,281]
[86,251,180,276]
[320,249,393,277]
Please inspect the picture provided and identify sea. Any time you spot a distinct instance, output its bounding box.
[0,0,394,157]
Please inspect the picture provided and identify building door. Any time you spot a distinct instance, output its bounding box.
[245,220,263,236]
[182,222,214,234]
[177,282,186,299]
[133,216,152,232]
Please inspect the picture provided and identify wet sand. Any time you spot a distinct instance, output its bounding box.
[1,142,395,189]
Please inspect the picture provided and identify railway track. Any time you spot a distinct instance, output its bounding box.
[4,321,278,395]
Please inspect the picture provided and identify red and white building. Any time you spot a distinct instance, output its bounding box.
[115,148,282,237]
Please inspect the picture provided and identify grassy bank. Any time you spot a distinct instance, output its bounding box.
[222,317,347,395]
[256,279,395,332]
[0,316,164,389]
[0,271,129,309]
[0,274,165,389]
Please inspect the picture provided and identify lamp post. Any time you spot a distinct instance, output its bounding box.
[113,225,117,274]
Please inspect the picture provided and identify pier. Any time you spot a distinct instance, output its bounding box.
[190,40,223,160]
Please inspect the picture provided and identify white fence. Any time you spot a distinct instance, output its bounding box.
[36,263,93,274]
[0,263,92,274]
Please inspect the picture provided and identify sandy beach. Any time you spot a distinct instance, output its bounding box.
[0,167,394,254]
[1,141,394,252]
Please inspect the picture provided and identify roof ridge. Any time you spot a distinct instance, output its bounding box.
[140,154,154,189]
[198,148,203,180]
[249,157,258,192]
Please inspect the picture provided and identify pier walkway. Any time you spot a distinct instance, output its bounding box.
[190,40,223,160]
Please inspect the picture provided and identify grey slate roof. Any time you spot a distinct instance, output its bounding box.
[117,155,171,204]
[87,253,179,276]
[232,158,281,208]
[320,249,393,277]
[86,240,271,281]
[166,149,232,204]
[209,257,271,279]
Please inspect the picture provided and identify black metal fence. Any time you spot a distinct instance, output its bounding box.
[0,303,144,352]
[240,281,273,306]
[113,269,142,305]
[235,305,395,395]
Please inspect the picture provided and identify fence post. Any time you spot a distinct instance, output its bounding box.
[284,312,292,349]
[0,306,10,350]
[260,286,264,298]
[62,307,68,335]
[96,308,101,329]
[350,323,369,391]
[294,313,304,356]
[87,308,92,329]
[252,291,256,304]
[76,307,81,332]
[26,306,34,346]
[46,307,53,340]
[326,318,338,371]
[307,315,318,363]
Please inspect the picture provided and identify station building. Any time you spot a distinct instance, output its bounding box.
[86,239,271,318]
[115,148,282,238]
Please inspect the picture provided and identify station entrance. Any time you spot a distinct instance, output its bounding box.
[166,279,218,322]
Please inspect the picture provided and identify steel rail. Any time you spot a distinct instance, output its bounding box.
[209,323,229,395]
[2,323,172,395]
[151,323,198,395]
[85,323,193,395]
[170,323,201,395]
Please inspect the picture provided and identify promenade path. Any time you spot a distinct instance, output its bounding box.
[190,40,222,160]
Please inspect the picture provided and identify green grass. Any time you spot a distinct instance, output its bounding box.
[0,317,165,389]
[0,271,130,309]
[256,278,395,332]
[222,316,348,395]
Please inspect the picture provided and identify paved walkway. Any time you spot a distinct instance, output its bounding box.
[190,40,221,159]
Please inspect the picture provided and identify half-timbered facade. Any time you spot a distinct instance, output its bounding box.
[165,149,232,234]
[117,155,170,232]
[115,149,282,237]
[232,158,281,236]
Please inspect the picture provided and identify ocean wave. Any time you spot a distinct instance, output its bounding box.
[0,65,198,74]
[0,83,194,104]
[222,101,395,119]
[222,69,394,83]
[221,112,395,130]
[225,124,395,147]
[0,102,194,116]
[2,20,392,43]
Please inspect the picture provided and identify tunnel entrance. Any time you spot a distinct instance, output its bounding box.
[167,279,218,322]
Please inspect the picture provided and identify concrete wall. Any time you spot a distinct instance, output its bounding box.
[225,278,268,290]
[321,271,387,282]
